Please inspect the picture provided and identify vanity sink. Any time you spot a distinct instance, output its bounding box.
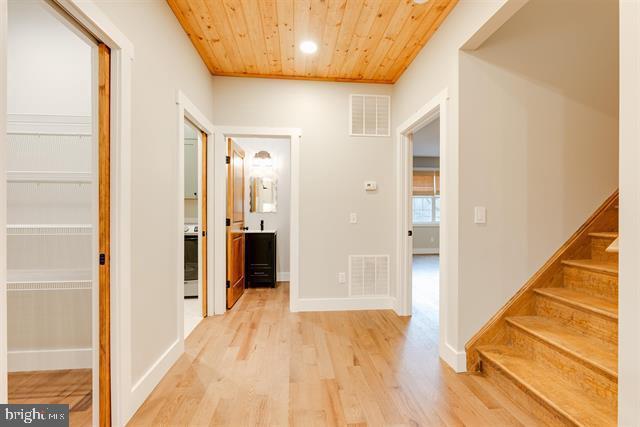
[243,229,276,233]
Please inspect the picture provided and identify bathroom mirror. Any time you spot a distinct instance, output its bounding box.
[250,176,277,213]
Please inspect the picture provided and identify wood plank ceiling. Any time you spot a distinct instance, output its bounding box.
[167,0,458,84]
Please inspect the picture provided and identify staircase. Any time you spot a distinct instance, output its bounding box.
[465,192,618,426]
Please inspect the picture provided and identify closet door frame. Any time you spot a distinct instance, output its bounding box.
[1,1,135,425]
[176,91,216,345]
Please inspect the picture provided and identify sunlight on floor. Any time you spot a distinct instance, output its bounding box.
[412,254,439,312]
[184,297,201,337]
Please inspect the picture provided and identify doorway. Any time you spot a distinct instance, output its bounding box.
[225,136,292,309]
[182,120,208,337]
[411,118,441,314]
[212,128,300,314]
[176,91,214,340]
[396,89,461,369]
[4,1,111,425]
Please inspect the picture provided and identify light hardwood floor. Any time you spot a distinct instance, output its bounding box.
[9,369,92,426]
[130,273,546,426]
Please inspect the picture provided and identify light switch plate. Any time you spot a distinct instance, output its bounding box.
[350,213,358,224]
[364,181,377,191]
[474,207,487,224]
[338,272,347,284]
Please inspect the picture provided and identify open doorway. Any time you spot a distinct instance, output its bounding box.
[396,90,458,368]
[4,1,112,424]
[411,118,440,314]
[182,120,208,337]
[225,136,291,308]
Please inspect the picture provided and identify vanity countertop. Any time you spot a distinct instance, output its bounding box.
[242,229,277,234]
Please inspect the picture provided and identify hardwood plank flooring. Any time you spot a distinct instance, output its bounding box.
[130,275,543,426]
[8,368,92,426]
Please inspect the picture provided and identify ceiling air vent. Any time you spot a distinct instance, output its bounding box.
[350,95,390,137]
[349,255,390,297]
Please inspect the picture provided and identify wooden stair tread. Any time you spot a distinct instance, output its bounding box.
[506,316,617,378]
[477,345,616,426]
[534,288,618,319]
[588,232,618,239]
[562,259,618,275]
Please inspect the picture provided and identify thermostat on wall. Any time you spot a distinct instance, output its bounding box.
[364,181,377,191]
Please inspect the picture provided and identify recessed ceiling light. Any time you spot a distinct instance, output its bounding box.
[413,0,428,3]
[299,40,318,54]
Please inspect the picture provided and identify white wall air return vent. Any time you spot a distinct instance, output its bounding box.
[349,255,390,297]
[350,95,390,137]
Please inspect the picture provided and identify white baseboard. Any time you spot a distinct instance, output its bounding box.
[440,342,467,373]
[8,348,92,372]
[277,271,290,282]
[127,339,182,423]
[413,248,439,255]
[295,296,394,312]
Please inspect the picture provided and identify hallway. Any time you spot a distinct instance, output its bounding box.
[130,283,541,425]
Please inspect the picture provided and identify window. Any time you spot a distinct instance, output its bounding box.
[413,196,440,224]
[412,169,440,225]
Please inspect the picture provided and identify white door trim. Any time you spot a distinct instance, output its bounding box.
[0,0,135,424]
[212,127,302,314]
[395,89,464,371]
[619,1,640,422]
[175,91,216,347]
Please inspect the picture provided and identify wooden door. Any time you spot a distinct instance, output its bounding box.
[201,132,208,317]
[226,138,246,308]
[98,42,111,427]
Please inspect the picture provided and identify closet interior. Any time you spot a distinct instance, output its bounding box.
[6,1,96,425]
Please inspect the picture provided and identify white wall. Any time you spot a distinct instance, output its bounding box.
[212,77,394,300]
[392,0,511,356]
[235,137,291,277]
[91,0,216,403]
[619,0,640,423]
[457,0,618,344]
[184,123,198,223]
[8,0,91,117]
[413,226,439,254]
[413,119,440,157]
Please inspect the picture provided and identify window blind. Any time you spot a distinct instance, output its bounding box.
[413,170,440,195]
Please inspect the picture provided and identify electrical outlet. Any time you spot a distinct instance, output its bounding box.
[338,272,347,284]
[350,213,357,224]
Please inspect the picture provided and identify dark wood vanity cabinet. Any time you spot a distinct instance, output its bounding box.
[245,232,277,288]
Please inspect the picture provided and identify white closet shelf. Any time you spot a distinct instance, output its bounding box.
[7,269,92,291]
[7,224,92,236]
[7,171,92,183]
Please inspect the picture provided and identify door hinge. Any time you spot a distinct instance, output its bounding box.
[226,280,230,289]
[202,230,207,237]
[225,155,230,164]
[226,218,231,227]
[408,230,413,237]
[99,253,106,265]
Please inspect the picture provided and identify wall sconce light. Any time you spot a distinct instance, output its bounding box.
[252,150,273,168]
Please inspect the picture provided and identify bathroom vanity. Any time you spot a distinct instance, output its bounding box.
[245,231,277,288]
